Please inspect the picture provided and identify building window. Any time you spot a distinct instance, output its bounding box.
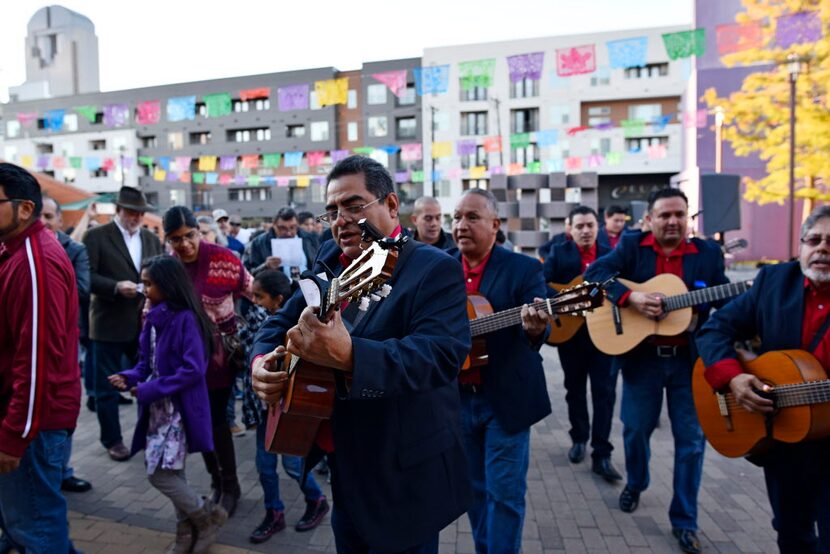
[462,179,489,191]
[587,106,611,126]
[624,63,669,79]
[309,91,321,110]
[590,71,611,87]
[233,100,250,112]
[232,99,269,112]
[228,187,272,202]
[347,122,358,142]
[196,103,207,117]
[229,127,271,143]
[550,104,570,125]
[89,139,106,151]
[310,121,330,142]
[141,135,157,148]
[396,117,417,140]
[628,103,662,121]
[190,131,211,145]
[395,151,422,172]
[432,111,449,133]
[396,85,416,106]
[168,132,184,150]
[511,143,540,165]
[6,121,20,138]
[461,111,488,136]
[367,116,388,138]
[591,138,612,155]
[36,143,54,154]
[312,182,326,203]
[170,189,186,205]
[625,136,668,152]
[347,90,358,109]
[367,84,387,105]
[460,86,488,101]
[509,77,539,99]
[255,98,270,111]
[461,145,488,170]
[510,108,539,134]
[91,168,109,178]
[286,124,305,139]
[64,114,78,131]
[433,180,451,197]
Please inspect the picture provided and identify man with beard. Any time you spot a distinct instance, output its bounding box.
[697,205,830,553]
[411,196,454,251]
[585,188,729,554]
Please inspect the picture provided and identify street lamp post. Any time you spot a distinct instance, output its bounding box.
[787,54,802,260]
[714,106,724,174]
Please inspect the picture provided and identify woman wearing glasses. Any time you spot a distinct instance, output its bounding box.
[163,206,253,518]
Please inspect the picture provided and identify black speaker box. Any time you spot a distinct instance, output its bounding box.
[700,174,741,236]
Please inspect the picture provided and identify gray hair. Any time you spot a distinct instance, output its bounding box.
[413,196,441,215]
[801,205,830,239]
[460,188,498,217]
[196,215,228,247]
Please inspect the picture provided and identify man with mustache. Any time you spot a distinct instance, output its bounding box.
[584,188,729,554]
[697,205,830,553]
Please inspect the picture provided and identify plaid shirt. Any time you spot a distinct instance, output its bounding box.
[238,301,269,428]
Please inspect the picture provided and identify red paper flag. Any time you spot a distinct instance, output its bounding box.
[716,22,764,55]
[240,87,270,101]
[241,155,260,169]
[306,151,326,167]
[556,45,596,77]
[484,136,502,153]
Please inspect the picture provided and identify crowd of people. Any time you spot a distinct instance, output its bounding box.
[1,156,829,554]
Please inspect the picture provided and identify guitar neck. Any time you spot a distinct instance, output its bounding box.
[663,281,751,312]
[469,299,564,337]
[771,380,830,408]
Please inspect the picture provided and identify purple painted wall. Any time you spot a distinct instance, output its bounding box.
[695,0,800,261]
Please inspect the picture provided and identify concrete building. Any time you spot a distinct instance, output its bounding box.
[10,5,100,101]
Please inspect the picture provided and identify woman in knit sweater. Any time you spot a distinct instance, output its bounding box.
[162,206,253,517]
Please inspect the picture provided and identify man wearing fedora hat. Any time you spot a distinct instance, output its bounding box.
[83,187,163,461]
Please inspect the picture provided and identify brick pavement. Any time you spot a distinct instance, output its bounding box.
[60,343,778,553]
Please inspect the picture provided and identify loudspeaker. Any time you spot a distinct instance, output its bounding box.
[701,174,741,236]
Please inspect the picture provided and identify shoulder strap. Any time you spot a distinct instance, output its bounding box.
[807,311,830,353]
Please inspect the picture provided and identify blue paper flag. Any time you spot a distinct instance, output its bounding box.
[536,129,559,147]
[607,36,649,69]
[167,96,196,122]
[44,109,66,132]
[284,151,303,168]
[206,172,218,185]
[414,65,450,95]
[158,157,171,171]
[85,156,101,170]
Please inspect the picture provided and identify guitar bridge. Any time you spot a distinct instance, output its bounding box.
[717,392,734,432]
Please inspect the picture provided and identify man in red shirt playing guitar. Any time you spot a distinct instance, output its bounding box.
[697,205,830,554]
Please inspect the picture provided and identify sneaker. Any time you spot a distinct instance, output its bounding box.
[230,425,246,438]
[672,528,702,554]
[295,496,330,532]
[619,485,640,513]
[249,509,286,544]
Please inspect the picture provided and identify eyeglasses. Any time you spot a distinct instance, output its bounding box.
[316,196,385,225]
[230,222,242,227]
[802,235,830,247]
[0,199,21,205]
[166,230,199,246]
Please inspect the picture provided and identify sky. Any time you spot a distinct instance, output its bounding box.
[0,0,693,101]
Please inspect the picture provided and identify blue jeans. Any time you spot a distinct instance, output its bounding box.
[254,412,323,511]
[0,430,76,553]
[460,391,530,554]
[619,348,705,531]
[91,340,136,448]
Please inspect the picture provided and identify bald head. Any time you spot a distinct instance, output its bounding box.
[40,196,62,234]
[411,196,443,245]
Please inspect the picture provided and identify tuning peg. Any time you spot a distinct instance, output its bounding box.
[378,284,392,297]
[358,297,371,311]
[370,293,381,302]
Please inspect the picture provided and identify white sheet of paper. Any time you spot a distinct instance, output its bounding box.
[270,237,306,268]
[298,278,321,309]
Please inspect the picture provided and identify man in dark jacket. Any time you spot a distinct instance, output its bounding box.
[243,207,318,278]
[410,196,455,251]
[0,163,81,553]
[41,195,93,493]
[83,187,163,461]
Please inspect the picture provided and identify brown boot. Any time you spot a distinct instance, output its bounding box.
[189,498,228,554]
[166,519,195,554]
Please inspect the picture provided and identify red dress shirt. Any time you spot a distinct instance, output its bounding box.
[607,233,620,250]
[579,243,597,272]
[458,249,494,386]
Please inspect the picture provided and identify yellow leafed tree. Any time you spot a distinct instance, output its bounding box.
[702,0,830,205]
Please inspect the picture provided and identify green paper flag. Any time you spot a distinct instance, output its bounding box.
[69,157,82,169]
[526,161,542,173]
[621,119,646,138]
[262,153,281,168]
[138,156,155,166]
[352,147,375,155]
[192,172,205,184]
[510,133,531,149]
[458,59,496,90]
[411,170,425,183]
[248,175,261,187]
[204,93,232,118]
[75,106,98,123]
[662,29,706,60]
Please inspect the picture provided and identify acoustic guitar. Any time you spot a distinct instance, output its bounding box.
[264,220,406,457]
[545,276,587,345]
[464,280,605,369]
[692,350,830,458]
[585,274,752,355]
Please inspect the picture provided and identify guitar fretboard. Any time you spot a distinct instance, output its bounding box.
[663,280,752,312]
[726,379,830,408]
[469,297,587,337]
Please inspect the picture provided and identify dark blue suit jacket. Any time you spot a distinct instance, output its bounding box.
[450,246,552,433]
[697,262,804,367]
[538,232,570,261]
[252,238,472,552]
[584,231,730,339]
[544,240,612,286]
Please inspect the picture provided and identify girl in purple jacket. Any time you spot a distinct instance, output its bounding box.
[109,256,225,554]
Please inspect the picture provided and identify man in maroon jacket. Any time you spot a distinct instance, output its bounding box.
[0,163,81,552]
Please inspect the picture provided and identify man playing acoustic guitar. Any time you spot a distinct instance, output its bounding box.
[450,188,552,554]
[250,156,473,554]
[544,206,621,482]
[697,205,830,553]
[584,188,729,554]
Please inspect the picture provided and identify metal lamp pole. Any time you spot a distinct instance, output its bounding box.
[787,54,801,260]
[714,106,724,174]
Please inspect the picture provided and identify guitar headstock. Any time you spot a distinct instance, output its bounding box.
[548,281,605,316]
